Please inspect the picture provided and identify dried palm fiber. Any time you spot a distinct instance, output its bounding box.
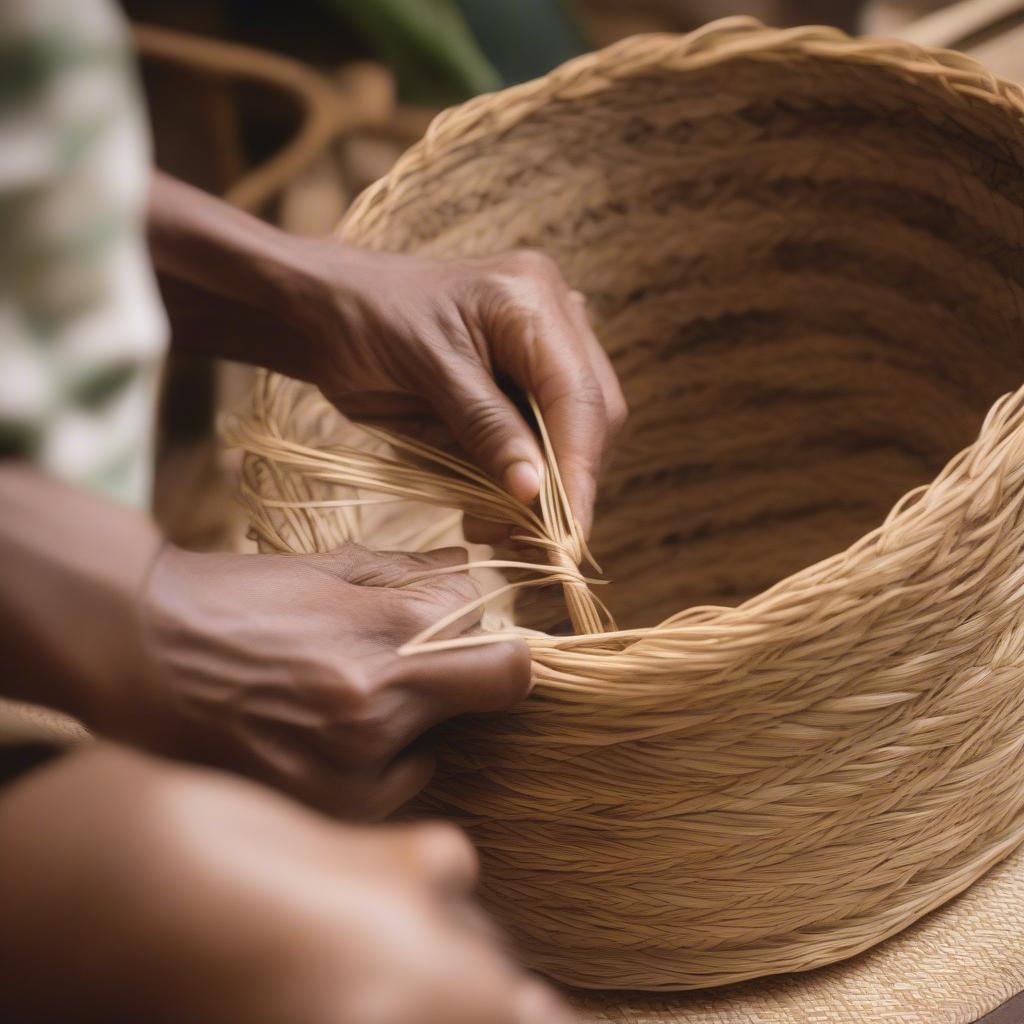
[574,841,1024,1022]
[230,17,1024,991]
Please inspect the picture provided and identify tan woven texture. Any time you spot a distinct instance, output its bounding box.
[235,18,1024,990]
[573,842,1024,1022]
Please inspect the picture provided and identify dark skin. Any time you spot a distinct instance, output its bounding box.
[0,171,626,1022]
[151,173,627,538]
[119,543,531,819]
[0,171,626,815]
[0,472,567,1024]
[0,744,576,1024]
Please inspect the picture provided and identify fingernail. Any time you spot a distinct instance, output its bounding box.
[505,460,542,503]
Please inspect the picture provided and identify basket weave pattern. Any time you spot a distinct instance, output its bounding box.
[237,19,1024,990]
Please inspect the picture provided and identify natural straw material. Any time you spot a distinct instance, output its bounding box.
[232,18,1024,990]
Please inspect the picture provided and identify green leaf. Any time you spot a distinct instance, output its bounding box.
[317,0,501,104]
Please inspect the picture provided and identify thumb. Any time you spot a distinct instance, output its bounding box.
[431,361,544,506]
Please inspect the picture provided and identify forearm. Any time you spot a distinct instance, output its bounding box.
[148,171,302,311]
[155,271,317,381]
[0,463,162,724]
[148,171,367,377]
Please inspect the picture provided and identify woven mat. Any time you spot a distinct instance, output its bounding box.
[570,841,1024,1022]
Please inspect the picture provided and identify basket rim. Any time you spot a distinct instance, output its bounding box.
[230,24,1024,989]
[243,376,1024,685]
[300,19,1024,671]
[340,16,1024,243]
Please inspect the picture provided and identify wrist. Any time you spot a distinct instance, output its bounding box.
[150,172,324,378]
[269,238,390,384]
[0,465,164,728]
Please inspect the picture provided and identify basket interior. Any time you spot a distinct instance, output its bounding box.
[240,32,1024,990]
[346,50,1024,630]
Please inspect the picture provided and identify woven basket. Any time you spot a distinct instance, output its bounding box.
[233,17,1024,990]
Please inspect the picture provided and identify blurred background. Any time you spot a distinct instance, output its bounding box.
[128,0,994,550]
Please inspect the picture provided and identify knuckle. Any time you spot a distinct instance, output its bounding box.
[347,708,401,763]
[399,580,480,642]
[484,250,559,313]
[488,639,533,704]
[314,542,373,581]
[543,374,605,434]
[430,571,480,610]
[508,247,556,279]
[608,391,629,434]
[344,550,414,589]
[393,591,448,637]
[410,821,478,884]
[376,590,434,639]
[578,376,606,414]
[333,666,396,756]
[397,598,435,637]
[338,661,377,707]
[458,394,515,454]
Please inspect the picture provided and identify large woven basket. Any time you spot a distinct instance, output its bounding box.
[234,18,1024,991]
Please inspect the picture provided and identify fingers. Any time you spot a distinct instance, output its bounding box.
[398,547,484,641]
[311,542,404,586]
[390,639,532,725]
[310,744,437,821]
[517,312,608,536]
[312,545,485,647]
[513,977,579,1024]
[428,937,579,1024]
[430,360,545,507]
[490,267,621,537]
[394,821,480,894]
[444,953,580,1024]
[565,290,628,444]
[344,638,530,790]
[321,643,528,818]
[387,547,470,572]
[360,750,437,822]
[462,516,512,545]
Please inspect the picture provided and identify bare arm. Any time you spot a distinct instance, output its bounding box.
[0,462,160,722]
[148,171,627,534]
[0,461,528,818]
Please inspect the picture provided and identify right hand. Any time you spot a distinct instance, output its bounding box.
[0,744,577,1024]
[96,542,531,820]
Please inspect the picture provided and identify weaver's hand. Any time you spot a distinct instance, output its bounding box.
[97,543,530,820]
[151,174,627,536]
[0,744,576,1024]
[297,246,627,538]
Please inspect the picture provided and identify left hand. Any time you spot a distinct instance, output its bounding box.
[98,542,532,821]
[288,245,627,538]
